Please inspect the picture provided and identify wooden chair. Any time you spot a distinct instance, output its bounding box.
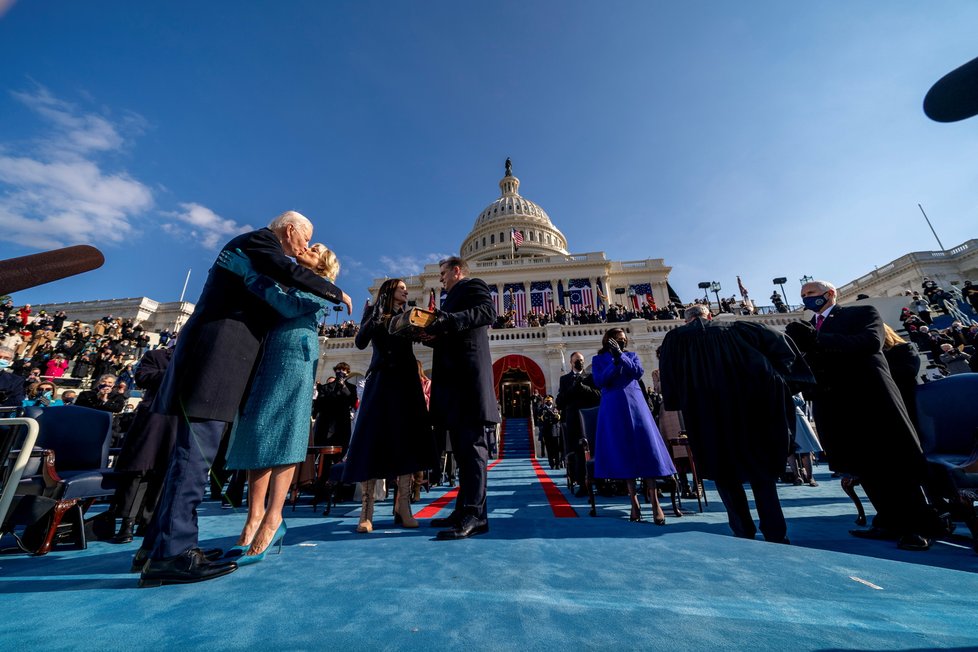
[290,445,344,513]
[667,432,707,513]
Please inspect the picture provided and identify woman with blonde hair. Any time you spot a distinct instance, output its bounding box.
[342,278,436,533]
[882,322,922,428]
[215,243,340,565]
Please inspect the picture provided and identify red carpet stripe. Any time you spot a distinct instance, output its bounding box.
[527,421,578,518]
[416,423,505,519]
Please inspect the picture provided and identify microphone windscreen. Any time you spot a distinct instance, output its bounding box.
[0,245,105,295]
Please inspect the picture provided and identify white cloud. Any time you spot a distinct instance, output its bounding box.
[0,85,153,249]
[378,253,450,277]
[161,202,253,249]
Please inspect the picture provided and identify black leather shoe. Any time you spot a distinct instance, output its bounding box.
[436,516,489,540]
[430,512,462,528]
[896,534,931,551]
[131,547,223,573]
[849,527,899,541]
[138,549,237,587]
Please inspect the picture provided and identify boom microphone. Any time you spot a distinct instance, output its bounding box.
[0,245,105,295]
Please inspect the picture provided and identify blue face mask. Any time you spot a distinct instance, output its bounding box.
[42,390,53,399]
[0,359,10,370]
[802,294,828,313]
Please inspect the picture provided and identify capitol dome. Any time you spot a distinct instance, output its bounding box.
[461,159,570,261]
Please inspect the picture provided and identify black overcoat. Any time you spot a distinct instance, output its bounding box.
[796,305,925,475]
[427,277,500,428]
[659,318,803,482]
[555,370,601,445]
[115,347,177,472]
[155,228,343,422]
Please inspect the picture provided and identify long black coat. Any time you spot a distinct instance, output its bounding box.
[312,379,358,447]
[659,318,804,482]
[427,277,499,428]
[155,228,344,422]
[115,348,177,472]
[342,306,435,481]
[792,305,925,475]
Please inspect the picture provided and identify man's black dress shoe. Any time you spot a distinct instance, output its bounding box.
[436,516,489,540]
[138,549,237,587]
[130,547,224,573]
[849,527,899,541]
[896,534,931,551]
[430,512,462,528]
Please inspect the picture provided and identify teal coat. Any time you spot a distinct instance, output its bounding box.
[226,273,330,470]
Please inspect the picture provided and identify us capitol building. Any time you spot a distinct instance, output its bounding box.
[323,161,797,418]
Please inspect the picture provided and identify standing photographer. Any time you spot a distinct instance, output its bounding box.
[312,362,358,452]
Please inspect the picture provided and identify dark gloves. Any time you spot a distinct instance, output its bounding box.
[784,320,817,352]
[424,309,455,337]
[606,338,622,358]
[216,248,253,279]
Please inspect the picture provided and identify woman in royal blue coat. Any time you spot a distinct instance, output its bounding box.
[592,328,676,524]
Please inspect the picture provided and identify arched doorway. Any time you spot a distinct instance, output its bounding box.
[492,355,547,419]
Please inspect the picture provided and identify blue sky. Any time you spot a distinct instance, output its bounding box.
[1,1,977,312]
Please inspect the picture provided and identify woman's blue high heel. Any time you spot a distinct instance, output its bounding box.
[236,521,286,567]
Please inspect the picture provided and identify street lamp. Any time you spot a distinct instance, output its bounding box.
[772,277,788,313]
[709,281,722,310]
[333,304,344,325]
[697,281,711,304]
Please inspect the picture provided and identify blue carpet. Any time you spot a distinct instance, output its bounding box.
[2,419,977,650]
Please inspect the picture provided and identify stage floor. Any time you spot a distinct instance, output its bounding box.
[3,420,977,650]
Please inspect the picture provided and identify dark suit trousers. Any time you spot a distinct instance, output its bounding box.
[449,422,489,521]
[859,470,942,536]
[144,418,226,559]
[713,476,787,542]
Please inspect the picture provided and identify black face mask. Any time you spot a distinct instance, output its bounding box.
[572,360,584,372]
[615,340,627,351]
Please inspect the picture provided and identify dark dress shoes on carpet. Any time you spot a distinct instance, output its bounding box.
[849,527,899,541]
[138,549,237,587]
[436,516,489,540]
[130,547,225,573]
[896,534,932,551]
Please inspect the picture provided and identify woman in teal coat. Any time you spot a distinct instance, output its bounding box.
[217,245,339,564]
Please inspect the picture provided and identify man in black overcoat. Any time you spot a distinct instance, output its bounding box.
[138,211,351,587]
[422,256,499,539]
[786,280,945,551]
[660,304,810,543]
[555,351,601,495]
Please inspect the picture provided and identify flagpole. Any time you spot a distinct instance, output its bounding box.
[179,268,191,303]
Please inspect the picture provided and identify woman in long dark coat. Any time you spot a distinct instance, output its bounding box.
[343,278,436,533]
[592,328,676,524]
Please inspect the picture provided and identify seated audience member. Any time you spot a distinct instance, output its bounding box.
[60,389,77,405]
[939,343,972,375]
[23,380,63,407]
[0,346,26,409]
[44,352,69,379]
[75,374,127,412]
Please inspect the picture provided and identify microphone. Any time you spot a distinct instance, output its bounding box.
[0,245,105,295]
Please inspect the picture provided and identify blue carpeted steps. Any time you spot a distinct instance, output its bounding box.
[499,417,532,459]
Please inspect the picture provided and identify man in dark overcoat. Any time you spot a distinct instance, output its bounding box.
[786,280,944,551]
[422,256,499,539]
[138,211,350,587]
[660,304,809,543]
[555,351,601,495]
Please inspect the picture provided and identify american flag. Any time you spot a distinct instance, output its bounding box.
[631,283,654,307]
[511,228,524,251]
[488,284,499,314]
[503,283,527,325]
[736,276,750,299]
[529,281,554,315]
[568,278,593,314]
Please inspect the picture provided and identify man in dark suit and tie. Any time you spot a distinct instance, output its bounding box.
[786,280,945,551]
[555,351,601,495]
[137,211,351,587]
[422,256,499,539]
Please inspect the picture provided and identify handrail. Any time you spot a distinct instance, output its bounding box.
[0,417,40,528]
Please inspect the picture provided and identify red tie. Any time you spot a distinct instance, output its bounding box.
[816,314,825,331]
